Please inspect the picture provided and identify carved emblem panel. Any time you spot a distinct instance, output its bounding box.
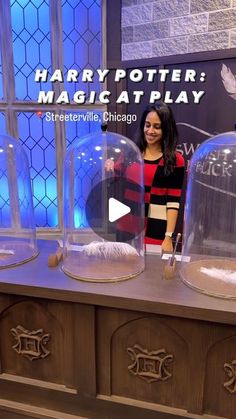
[224,360,236,394]
[11,325,50,361]
[0,299,75,385]
[127,344,173,383]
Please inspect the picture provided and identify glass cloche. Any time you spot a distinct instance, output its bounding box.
[0,135,38,268]
[180,132,236,299]
[63,129,145,282]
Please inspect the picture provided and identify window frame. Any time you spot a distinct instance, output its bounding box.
[0,0,107,237]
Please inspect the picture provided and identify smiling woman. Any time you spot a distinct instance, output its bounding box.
[143,111,162,150]
[135,102,185,253]
[105,102,185,252]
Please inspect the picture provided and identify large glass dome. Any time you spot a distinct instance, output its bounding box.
[63,130,145,282]
[0,135,38,268]
[180,132,236,299]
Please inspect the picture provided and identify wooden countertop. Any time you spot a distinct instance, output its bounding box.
[0,240,235,325]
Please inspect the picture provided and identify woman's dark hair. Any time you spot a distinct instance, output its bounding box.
[135,102,179,175]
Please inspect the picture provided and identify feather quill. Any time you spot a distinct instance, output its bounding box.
[82,241,139,259]
[221,63,236,100]
[200,267,236,283]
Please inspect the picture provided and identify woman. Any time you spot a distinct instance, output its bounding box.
[136,102,185,252]
[105,102,185,252]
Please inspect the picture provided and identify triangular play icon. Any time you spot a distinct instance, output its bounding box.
[108,197,131,222]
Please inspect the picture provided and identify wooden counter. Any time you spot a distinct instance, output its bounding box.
[0,240,235,419]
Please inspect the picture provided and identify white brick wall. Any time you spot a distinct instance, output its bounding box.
[121,0,236,60]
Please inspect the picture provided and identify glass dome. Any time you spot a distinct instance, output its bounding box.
[63,130,145,282]
[180,131,236,299]
[0,135,38,268]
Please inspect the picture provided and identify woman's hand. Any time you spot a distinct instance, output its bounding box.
[161,236,173,253]
[105,159,115,172]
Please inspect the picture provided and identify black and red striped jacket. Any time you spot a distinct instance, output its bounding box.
[113,152,185,244]
[144,152,185,244]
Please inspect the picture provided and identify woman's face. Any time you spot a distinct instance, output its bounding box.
[144,111,162,147]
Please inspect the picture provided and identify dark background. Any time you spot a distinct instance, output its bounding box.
[106,1,236,238]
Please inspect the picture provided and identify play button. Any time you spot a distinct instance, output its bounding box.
[85,176,144,242]
[109,198,131,222]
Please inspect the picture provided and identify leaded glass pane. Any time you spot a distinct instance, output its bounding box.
[0,113,6,135]
[18,112,58,227]
[65,111,102,146]
[65,111,102,227]
[11,0,51,100]
[62,0,101,99]
[4,0,103,230]
[0,47,3,100]
[0,131,10,225]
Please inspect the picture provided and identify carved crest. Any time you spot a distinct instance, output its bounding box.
[11,325,50,361]
[224,360,236,394]
[127,344,173,383]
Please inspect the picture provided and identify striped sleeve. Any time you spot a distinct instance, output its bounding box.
[166,152,185,210]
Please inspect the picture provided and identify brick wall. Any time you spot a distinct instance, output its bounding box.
[122,0,236,60]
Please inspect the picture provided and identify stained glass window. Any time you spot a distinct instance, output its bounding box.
[0,112,11,226]
[0,172,10,227]
[65,110,102,227]
[0,1,103,230]
[11,0,51,100]
[65,111,102,146]
[18,112,58,227]
[0,113,6,135]
[62,0,101,98]
[0,47,3,100]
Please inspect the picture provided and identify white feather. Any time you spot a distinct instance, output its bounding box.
[0,249,14,255]
[221,63,236,100]
[82,241,139,259]
[200,267,236,283]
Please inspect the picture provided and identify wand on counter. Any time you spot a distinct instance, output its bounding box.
[170,233,181,266]
[163,233,181,280]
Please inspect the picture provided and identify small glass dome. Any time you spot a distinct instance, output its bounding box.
[0,135,38,268]
[180,132,236,299]
[63,130,145,282]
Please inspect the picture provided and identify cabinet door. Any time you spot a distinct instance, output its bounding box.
[204,334,236,419]
[0,297,95,396]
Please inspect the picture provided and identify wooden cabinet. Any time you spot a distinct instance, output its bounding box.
[97,308,236,418]
[0,241,235,418]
